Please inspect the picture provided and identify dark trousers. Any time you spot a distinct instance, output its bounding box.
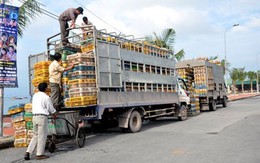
[50,83,61,109]
[59,19,69,43]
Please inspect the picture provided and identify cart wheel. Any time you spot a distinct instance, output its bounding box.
[48,142,56,153]
[76,127,85,148]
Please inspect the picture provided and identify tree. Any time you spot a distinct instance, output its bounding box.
[221,59,231,75]
[209,55,218,60]
[18,0,42,37]
[145,28,185,61]
[175,49,185,61]
[230,68,239,94]
[237,68,247,93]
[247,71,257,93]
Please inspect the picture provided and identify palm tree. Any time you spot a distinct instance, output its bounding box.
[17,0,42,37]
[3,0,43,37]
[247,71,257,93]
[230,68,239,94]
[221,59,231,75]
[175,49,185,61]
[145,28,185,61]
[209,55,218,60]
[237,68,247,93]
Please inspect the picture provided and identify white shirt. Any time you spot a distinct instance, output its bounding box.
[32,92,56,115]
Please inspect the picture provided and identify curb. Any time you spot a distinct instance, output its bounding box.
[228,94,260,102]
[0,136,14,149]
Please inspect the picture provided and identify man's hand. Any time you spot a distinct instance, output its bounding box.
[70,22,76,28]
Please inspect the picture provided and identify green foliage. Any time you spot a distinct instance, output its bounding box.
[209,55,218,60]
[221,59,231,75]
[247,71,257,81]
[145,28,175,49]
[237,67,246,81]
[229,68,239,81]
[175,49,185,61]
[18,0,42,37]
[145,28,185,61]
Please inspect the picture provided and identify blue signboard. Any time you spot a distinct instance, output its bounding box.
[0,4,19,87]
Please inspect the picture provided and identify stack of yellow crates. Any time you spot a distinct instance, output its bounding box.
[62,49,97,107]
[32,61,51,96]
[9,103,33,148]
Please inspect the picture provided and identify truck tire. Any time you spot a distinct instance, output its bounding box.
[178,105,187,121]
[128,110,142,133]
[209,100,217,111]
[222,96,228,107]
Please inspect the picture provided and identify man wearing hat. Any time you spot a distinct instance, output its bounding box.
[59,7,84,45]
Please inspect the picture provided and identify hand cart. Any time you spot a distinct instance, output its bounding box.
[47,111,86,153]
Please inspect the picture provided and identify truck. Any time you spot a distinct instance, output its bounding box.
[28,25,190,133]
[176,59,228,111]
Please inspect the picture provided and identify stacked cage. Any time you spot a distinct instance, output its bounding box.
[9,103,33,147]
[193,66,215,96]
[62,42,97,107]
[32,61,52,96]
[176,68,200,116]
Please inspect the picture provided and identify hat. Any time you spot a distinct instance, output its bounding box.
[76,7,84,14]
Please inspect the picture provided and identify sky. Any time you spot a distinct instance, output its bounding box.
[2,0,260,113]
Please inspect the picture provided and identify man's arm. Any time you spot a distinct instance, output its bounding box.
[69,9,76,28]
[46,96,57,118]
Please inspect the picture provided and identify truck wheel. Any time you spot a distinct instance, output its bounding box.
[222,96,228,107]
[178,105,187,121]
[76,127,86,148]
[128,110,142,133]
[209,100,217,111]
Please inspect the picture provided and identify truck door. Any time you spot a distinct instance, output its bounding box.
[177,78,190,104]
[97,41,122,88]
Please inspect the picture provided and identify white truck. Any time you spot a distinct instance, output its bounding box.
[28,26,190,133]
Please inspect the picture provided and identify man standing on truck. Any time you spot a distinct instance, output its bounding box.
[81,16,93,40]
[59,7,84,45]
[49,53,74,110]
[24,82,56,160]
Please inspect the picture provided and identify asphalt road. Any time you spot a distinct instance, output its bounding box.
[1,96,260,163]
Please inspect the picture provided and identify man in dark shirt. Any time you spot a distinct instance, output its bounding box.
[59,7,84,45]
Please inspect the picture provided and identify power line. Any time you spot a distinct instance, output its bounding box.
[17,0,59,20]
[73,0,122,33]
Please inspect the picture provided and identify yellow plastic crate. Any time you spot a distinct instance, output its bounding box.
[81,44,94,53]
[14,129,28,139]
[34,61,51,69]
[67,96,97,102]
[65,100,97,107]
[69,92,97,98]
[24,103,32,112]
[8,107,24,115]
[34,69,49,77]
[13,121,26,130]
[14,138,29,148]
[69,83,96,89]
[32,77,49,87]
[68,79,96,85]
[69,87,97,94]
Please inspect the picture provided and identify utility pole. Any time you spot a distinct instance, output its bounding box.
[0,0,5,137]
[257,54,259,93]
[0,87,3,137]
[224,24,239,86]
